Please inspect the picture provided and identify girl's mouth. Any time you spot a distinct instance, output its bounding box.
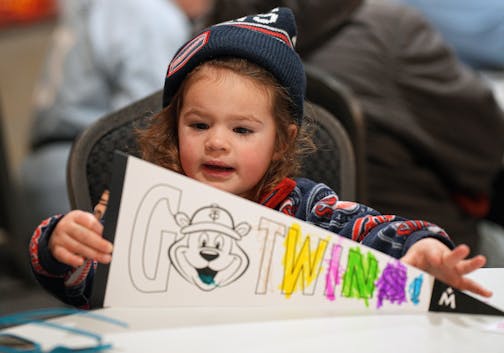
[202,163,235,178]
[204,164,234,171]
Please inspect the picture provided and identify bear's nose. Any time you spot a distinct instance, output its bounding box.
[200,250,219,262]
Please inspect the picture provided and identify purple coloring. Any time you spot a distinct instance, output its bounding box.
[376,261,407,308]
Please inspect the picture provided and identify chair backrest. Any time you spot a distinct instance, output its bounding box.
[304,64,367,203]
[67,90,356,211]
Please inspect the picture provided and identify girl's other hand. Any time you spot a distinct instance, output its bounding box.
[48,210,113,268]
[401,238,492,298]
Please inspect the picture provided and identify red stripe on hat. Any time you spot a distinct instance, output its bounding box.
[231,23,292,48]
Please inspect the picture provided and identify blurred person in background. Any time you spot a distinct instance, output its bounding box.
[394,0,504,109]
[394,0,504,247]
[15,0,213,280]
[206,0,504,266]
[394,0,504,71]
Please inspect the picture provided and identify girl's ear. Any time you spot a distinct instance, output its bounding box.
[273,124,298,161]
[287,124,298,139]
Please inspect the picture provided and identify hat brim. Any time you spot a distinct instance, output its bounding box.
[181,222,242,240]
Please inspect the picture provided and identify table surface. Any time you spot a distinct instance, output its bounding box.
[3,268,504,352]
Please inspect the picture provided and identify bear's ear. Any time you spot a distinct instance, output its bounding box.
[175,212,190,227]
[235,222,251,238]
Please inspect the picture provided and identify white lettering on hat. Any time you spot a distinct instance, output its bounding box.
[252,13,279,24]
[234,7,280,25]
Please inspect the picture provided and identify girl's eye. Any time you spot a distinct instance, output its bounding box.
[190,122,209,130]
[233,127,253,134]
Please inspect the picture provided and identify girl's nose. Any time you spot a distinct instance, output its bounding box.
[204,128,229,152]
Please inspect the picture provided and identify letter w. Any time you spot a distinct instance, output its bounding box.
[281,224,328,297]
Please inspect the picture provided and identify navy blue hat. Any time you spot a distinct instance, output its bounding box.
[163,7,306,125]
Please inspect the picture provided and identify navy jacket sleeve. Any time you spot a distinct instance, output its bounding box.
[285,178,454,258]
[29,215,97,308]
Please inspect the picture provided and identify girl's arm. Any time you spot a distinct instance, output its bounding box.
[290,179,490,296]
[29,192,112,308]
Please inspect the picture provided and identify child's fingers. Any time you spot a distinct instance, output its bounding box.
[459,277,493,298]
[51,244,85,268]
[64,212,112,254]
[52,230,110,265]
[73,210,104,235]
[443,244,470,267]
[50,210,113,267]
[71,223,113,254]
[60,231,112,264]
[456,255,486,275]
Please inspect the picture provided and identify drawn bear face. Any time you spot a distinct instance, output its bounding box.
[169,205,250,290]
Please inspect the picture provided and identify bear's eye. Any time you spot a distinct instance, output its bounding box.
[215,235,224,250]
[199,233,209,248]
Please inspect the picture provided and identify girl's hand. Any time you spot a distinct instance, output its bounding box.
[401,238,492,297]
[48,210,113,268]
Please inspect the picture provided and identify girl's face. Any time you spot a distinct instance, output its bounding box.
[178,65,280,200]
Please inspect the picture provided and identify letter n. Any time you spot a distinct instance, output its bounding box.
[341,247,379,306]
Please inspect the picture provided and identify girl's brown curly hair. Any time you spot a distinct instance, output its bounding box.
[136,57,315,202]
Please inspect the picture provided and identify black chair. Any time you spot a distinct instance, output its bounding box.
[305,64,366,203]
[67,90,357,211]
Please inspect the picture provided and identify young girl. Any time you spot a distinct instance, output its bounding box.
[30,7,491,308]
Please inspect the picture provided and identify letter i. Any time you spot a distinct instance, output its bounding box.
[325,244,343,301]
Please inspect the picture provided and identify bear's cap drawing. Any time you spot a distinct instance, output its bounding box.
[180,204,250,240]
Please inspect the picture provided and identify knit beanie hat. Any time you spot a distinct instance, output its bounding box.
[163,7,306,125]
